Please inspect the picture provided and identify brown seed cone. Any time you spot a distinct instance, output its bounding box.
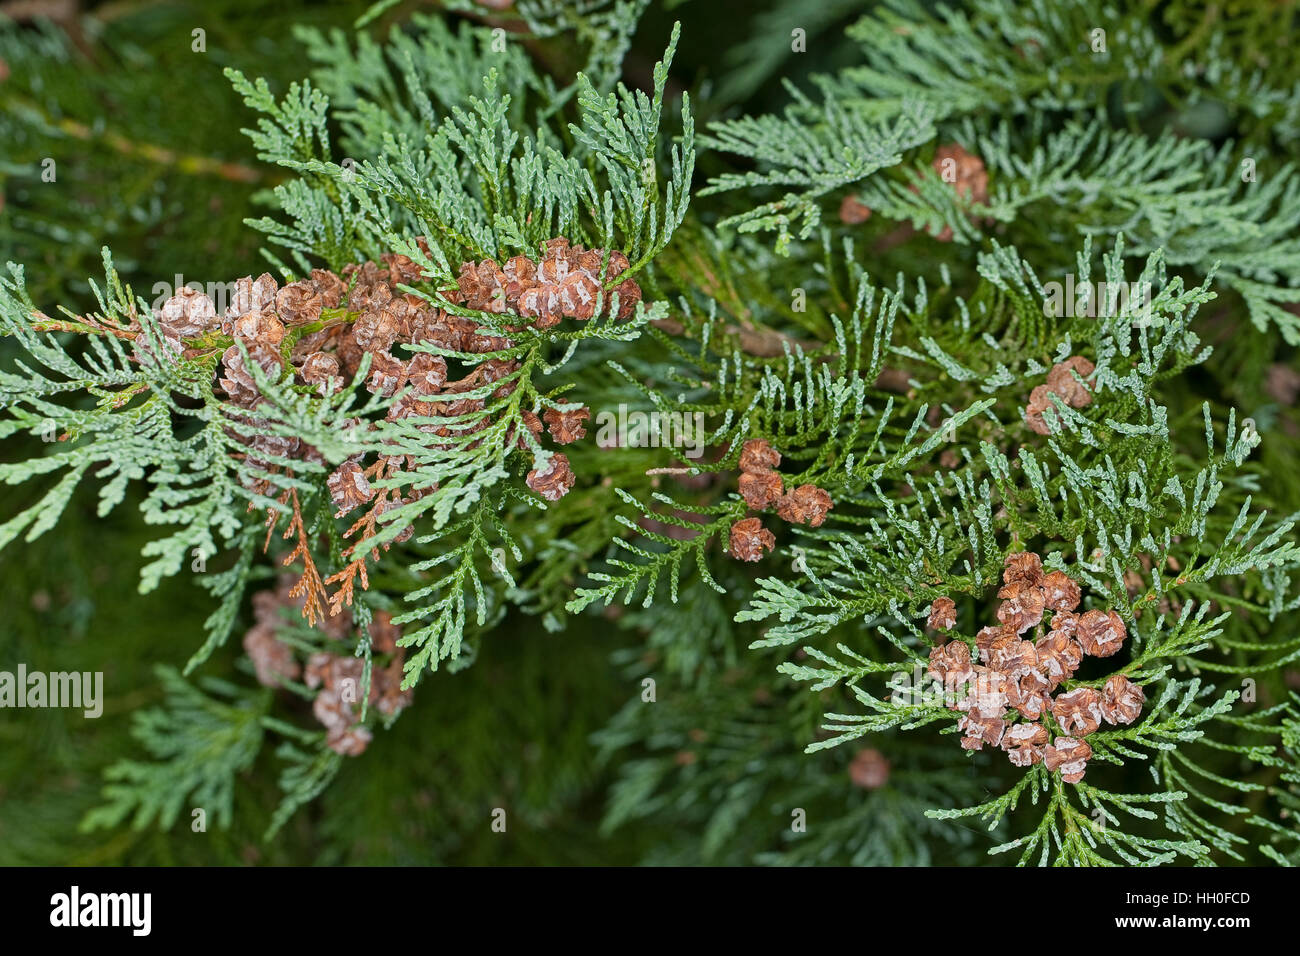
[1024,384,1056,435]
[739,470,784,510]
[610,277,642,320]
[848,748,890,789]
[1100,674,1145,725]
[312,687,355,734]
[455,259,509,314]
[243,623,301,687]
[958,712,1005,751]
[365,350,408,397]
[476,358,519,388]
[839,195,873,224]
[527,452,576,502]
[507,239,640,324]
[509,409,544,450]
[517,285,562,328]
[1048,609,1079,638]
[353,305,405,352]
[289,326,343,365]
[302,652,331,691]
[538,238,575,282]
[1076,608,1127,658]
[219,340,284,405]
[131,328,184,368]
[327,460,374,516]
[1047,356,1095,408]
[251,429,300,462]
[229,309,286,345]
[1035,631,1084,689]
[1001,721,1048,767]
[996,582,1045,635]
[156,287,218,338]
[406,352,448,394]
[927,596,957,631]
[738,439,781,473]
[928,640,974,686]
[933,143,989,205]
[503,254,537,292]
[225,273,279,328]
[955,666,1009,718]
[1044,736,1092,783]
[557,270,602,319]
[977,626,1012,664]
[300,351,341,390]
[1005,668,1052,720]
[1040,570,1081,612]
[465,324,512,353]
[309,268,347,309]
[985,635,1038,679]
[1052,686,1104,737]
[974,624,1011,660]
[543,406,591,445]
[930,642,972,681]
[305,653,365,693]
[728,517,775,562]
[326,725,373,757]
[1002,551,1044,588]
[409,309,473,352]
[382,251,425,285]
[275,281,324,326]
[348,282,393,317]
[776,484,834,527]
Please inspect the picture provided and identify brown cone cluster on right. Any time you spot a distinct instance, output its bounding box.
[728,439,834,562]
[925,552,1145,784]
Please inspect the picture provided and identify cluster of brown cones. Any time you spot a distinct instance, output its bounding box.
[1025,356,1095,435]
[132,238,630,625]
[728,439,834,562]
[242,578,413,756]
[448,238,641,326]
[132,237,635,509]
[926,552,1145,783]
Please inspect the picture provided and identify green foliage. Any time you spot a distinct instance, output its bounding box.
[81,667,269,834]
[2,0,1299,867]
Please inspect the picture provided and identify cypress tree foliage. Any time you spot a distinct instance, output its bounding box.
[1,0,1298,866]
